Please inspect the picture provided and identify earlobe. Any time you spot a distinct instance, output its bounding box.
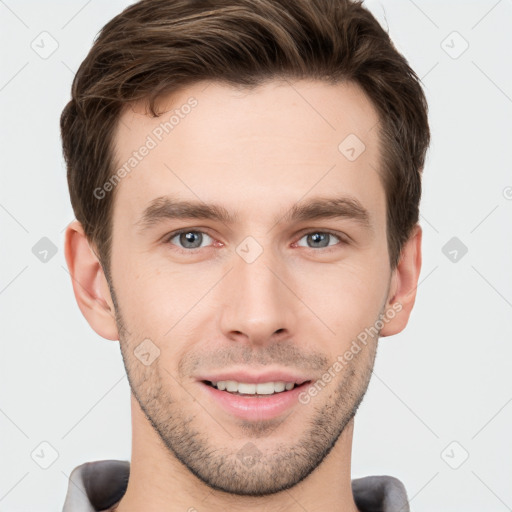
[380,224,422,337]
[64,220,119,341]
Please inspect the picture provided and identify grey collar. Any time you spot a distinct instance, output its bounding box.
[62,460,410,512]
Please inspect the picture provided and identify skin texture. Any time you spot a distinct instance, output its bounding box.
[65,79,422,512]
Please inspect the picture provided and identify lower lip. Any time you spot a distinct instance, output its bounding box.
[199,381,311,421]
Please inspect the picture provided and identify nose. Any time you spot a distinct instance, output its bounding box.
[218,246,297,347]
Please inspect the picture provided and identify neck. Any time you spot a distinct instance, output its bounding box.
[116,394,360,512]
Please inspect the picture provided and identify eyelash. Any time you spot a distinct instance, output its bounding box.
[164,228,347,253]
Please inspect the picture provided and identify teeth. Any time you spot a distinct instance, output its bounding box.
[274,382,286,392]
[239,383,257,394]
[226,381,238,392]
[211,380,298,395]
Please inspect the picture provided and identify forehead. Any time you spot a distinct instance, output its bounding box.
[111,79,384,227]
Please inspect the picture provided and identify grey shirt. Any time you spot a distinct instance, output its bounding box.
[62,460,410,512]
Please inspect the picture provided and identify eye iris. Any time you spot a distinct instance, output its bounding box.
[308,232,330,248]
[180,231,202,248]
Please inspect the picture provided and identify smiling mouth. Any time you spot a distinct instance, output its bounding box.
[202,380,311,397]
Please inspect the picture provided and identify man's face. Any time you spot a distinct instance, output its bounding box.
[109,79,393,495]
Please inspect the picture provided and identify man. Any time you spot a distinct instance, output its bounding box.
[61,0,429,510]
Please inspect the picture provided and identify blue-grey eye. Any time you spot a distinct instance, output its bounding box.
[169,231,213,249]
[297,232,341,249]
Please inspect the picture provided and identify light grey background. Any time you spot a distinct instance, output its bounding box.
[1,0,511,510]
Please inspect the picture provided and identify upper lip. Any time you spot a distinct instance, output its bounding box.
[197,370,312,386]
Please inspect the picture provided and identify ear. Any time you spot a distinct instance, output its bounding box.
[64,220,119,341]
[380,224,422,337]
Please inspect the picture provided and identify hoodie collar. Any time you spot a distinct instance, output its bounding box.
[62,460,409,512]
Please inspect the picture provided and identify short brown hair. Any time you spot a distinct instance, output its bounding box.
[60,0,430,277]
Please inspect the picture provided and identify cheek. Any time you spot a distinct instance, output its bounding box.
[114,258,217,342]
[294,260,390,348]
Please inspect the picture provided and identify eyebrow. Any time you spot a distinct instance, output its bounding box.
[135,194,371,232]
